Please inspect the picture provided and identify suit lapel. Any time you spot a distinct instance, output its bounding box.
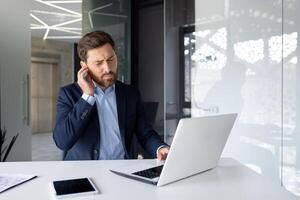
[115,82,126,146]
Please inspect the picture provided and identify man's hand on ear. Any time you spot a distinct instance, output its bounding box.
[157,146,170,161]
[78,64,95,96]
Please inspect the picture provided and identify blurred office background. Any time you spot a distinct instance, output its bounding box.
[0,0,299,196]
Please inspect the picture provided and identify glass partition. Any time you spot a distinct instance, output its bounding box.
[165,0,299,196]
[283,0,300,195]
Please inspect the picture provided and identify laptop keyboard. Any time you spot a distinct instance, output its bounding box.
[132,165,164,179]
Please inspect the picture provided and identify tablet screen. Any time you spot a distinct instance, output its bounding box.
[53,178,96,196]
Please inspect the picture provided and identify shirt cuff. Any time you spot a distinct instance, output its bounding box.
[156,145,169,156]
[81,93,96,106]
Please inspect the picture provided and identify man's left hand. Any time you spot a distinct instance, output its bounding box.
[157,146,170,161]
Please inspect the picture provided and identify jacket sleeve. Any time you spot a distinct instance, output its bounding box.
[134,90,167,158]
[53,87,95,151]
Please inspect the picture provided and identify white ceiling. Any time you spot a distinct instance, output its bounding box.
[30,0,82,43]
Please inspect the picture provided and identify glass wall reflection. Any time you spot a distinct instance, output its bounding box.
[165,0,299,196]
[283,0,300,195]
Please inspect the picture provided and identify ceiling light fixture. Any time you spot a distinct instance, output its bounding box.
[93,12,128,18]
[51,18,82,28]
[30,13,48,27]
[34,0,81,17]
[31,0,82,41]
[31,26,81,35]
[47,36,81,39]
[88,3,113,28]
[30,9,79,17]
[43,28,50,40]
[31,25,81,31]
[30,13,51,40]
[51,27,81,35]
[43,1,82,3]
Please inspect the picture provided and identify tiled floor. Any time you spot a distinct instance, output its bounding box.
[32,132,63,161]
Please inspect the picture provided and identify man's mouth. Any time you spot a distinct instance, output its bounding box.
[103,74,112,77]
[102,73,114,80]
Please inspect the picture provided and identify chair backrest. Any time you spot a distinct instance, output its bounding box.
[129,101,159,159]
[143,101,159,126]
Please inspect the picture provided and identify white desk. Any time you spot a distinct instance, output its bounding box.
[0,158,297,200]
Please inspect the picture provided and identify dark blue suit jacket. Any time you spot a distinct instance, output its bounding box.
[53,81,166,160]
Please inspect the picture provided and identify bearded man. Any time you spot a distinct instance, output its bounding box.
[53,31,169,161]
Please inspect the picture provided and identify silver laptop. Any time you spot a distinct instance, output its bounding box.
[110,113,237,187]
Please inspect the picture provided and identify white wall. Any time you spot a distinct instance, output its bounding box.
[0,0,31,161]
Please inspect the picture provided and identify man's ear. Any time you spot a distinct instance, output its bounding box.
[80,61,87,68]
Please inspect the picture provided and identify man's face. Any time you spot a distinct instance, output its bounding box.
[83,43,117,89]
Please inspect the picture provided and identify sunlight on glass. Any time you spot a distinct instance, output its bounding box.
[191,44,227,70]
[283,166,300,196]
[269,32,298,62]
[240,136,275,155]
[234,39,264,64]
[184,36,190,46]
[289,56,297,64]
[245,68,256,76]
[283,146,296,165]
[193,29,211,38]
[184,49,189,55]
[245,163,262,174]
[209,27,227,50]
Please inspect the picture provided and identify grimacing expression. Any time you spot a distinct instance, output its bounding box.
[84,43,117,89]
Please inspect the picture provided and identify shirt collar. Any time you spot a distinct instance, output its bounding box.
[94,82,115,95]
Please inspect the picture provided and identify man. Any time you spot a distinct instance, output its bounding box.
[53,31,169,161]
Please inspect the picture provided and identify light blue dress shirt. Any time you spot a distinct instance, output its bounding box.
[82,84,125,160]
[81,84,167,159]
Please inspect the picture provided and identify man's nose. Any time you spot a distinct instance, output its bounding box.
[102,61,110,73]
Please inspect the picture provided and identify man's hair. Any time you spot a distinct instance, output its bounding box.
[77,31,115,62]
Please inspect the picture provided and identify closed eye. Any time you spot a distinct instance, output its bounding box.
[95,61,103,65]
[107,55,115,62]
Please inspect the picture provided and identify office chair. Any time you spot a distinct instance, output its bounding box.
[130,101,159,159]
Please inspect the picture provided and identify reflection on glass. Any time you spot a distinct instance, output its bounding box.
[209,27,227,50]
[234,39,264,64]
[166,0,300,196]
[194,30,211,38]
[269,32,297,63]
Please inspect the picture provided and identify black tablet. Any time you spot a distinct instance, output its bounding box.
[52,178,98,198]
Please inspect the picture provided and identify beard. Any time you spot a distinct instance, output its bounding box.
[90,71,117,89]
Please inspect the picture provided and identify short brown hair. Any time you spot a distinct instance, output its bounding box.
[77,31,115,61]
